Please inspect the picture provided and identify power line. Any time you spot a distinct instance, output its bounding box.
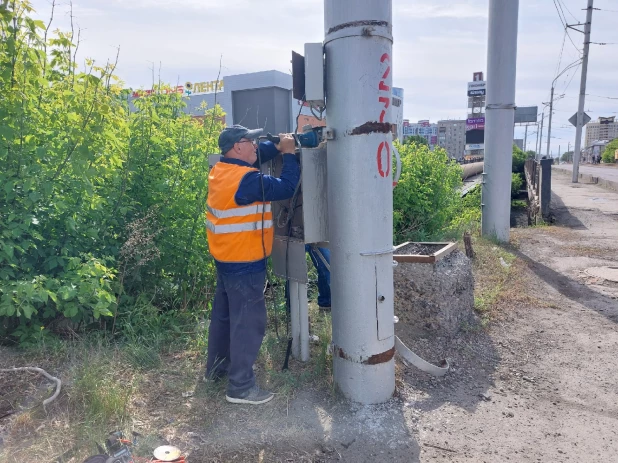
[552,0,582,53]
[554,31,567,79]
[559,0,580,21]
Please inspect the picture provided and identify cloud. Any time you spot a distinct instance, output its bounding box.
[395,2,487,19]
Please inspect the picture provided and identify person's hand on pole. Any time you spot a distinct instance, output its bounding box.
[276,133,296,154]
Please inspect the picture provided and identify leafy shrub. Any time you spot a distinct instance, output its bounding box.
[511,173,523,197]
[0,1,221,342]
[601,139,618,164]
[393,142,463,243]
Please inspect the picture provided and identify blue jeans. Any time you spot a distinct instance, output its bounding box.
[206,270,267,395]
[305,245,331,308]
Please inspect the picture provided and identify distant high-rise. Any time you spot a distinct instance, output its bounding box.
[402,119,438,148]
[585,116,618,147]
[437,120,466,159]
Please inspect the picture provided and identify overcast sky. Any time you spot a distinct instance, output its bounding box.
[29,0,618,156]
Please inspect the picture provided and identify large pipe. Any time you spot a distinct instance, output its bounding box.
[462,162,484,180]
[325,0,395,403]
[481,0,519,242]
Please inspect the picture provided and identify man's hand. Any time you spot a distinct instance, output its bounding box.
[276,133,296,154]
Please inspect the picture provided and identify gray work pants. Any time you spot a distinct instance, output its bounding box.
[205,269,267,395]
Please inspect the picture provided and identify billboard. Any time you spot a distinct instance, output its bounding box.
[466,143,484,150]
[466,117,485,131]
[467,81,486,97]
[514,106,538,124]
[466,129,484,145]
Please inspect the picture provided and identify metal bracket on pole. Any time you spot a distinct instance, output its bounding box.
[486,103,517,110]
[359,248,394,257]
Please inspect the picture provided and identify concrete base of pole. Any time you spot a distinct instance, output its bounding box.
[333,356,394,404]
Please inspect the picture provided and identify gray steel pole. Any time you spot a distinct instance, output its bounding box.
[524,124,528,151]
[325,0,395,403]
[572,0,594,182]
[535,108,545,161]
[546,86,554,158]
[482,0,519,242]
[535,123,540,155]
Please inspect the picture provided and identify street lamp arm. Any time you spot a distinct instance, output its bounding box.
[552,58,583,87]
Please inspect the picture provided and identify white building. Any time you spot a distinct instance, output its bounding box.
[130,70,405,142]
[402,120,438,148]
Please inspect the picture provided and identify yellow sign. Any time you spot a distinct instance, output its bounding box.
[186,80,224,95]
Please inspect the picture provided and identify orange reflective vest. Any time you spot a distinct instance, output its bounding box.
[206,162,273,263]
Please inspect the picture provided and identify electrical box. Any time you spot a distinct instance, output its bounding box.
[271,147,329,282]
[304,43,325,106]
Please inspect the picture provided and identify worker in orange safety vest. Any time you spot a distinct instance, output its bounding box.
[205,125,298,405]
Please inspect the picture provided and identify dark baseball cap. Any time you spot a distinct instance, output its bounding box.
[218,125,263,154]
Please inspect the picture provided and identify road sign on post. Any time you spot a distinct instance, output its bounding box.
[569,112,591,127]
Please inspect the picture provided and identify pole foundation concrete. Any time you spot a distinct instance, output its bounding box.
[324,0,395,404]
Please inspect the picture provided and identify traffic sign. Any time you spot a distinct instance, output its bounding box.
[568,112,591,127]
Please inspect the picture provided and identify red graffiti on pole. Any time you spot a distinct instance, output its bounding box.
[376,53,391,178]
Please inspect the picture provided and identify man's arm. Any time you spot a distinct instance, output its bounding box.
[235,154,300,205]
[252,141,279,167]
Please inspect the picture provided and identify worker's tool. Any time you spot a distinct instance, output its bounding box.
[153,446,182,462]
[265,126,323,149]
[81,431,187,463]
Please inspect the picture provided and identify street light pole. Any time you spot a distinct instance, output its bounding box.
[572,0,594,182]
[546,87,554,158]
[546,59,581,160]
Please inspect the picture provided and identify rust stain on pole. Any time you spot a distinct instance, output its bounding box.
[349,121,392,136]
[336,346,395,365]
[364,347,395,365]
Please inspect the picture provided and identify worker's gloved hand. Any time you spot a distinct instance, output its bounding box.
[276,133,296,154]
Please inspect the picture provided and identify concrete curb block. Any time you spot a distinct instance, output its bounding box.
[552,166,618,192]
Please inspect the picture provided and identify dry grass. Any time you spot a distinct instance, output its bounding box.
[468,233,551,324]
[0,292,334,462]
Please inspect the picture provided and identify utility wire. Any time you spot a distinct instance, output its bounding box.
[552,0,582,53]
[559,0,580,21]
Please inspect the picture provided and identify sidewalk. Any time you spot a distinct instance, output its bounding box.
[554,163,618,192]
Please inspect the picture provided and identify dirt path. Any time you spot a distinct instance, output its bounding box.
[175,173,618,462]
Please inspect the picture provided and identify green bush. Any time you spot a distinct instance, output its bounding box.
[511,173,523,197]
[444,186,481,237]
[601,139,618,164]
[393,142,463,243]
[0,1,221,342]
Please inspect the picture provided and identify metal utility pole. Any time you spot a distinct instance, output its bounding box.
[325,0,395,403]
[547,59,581,160]
[538,110,545,160]
[535,123,540,155]
[482,0,519,242]
[524,125,528,151]
[572,0,594,182]
[546,87,554,159]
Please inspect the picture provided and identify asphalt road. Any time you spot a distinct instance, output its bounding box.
[556,163,618,182]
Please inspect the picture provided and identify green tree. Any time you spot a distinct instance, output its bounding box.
[393,143,463,243]
[561,151,574,162]
[511,173,523,197]
[0,1,222,342]
[601,139,618,164]
[512,144,529,174]
[403,135,429,146]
